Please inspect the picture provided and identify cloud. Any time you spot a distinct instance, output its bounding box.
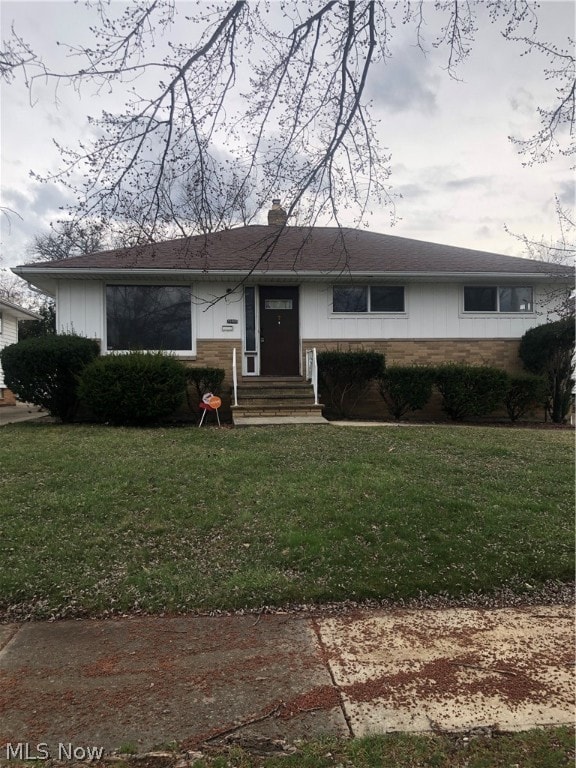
[475,224,493,240]
[508,86,535,117]
[556,179,575,207]
[0,183,74,266]
[367,46,438,115]
[393,183,428,199]
[443,176,492,191]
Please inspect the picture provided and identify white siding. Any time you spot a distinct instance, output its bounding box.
[300,282,562,340]
[55,278,565,358]
[57,280,244,354]
[194,284,243,343]
[57,280,104,345]
[0,312,19,388]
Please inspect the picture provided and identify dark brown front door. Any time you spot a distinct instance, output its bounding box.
[259,286,300,375]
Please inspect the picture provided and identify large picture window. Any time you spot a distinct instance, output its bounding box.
[333,286,404,313]
[464,286,533,313]
[106,285,192,351]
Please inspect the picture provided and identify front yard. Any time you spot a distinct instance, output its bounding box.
[0,423,573,619]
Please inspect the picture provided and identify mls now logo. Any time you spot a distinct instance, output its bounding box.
[3,743,105,761]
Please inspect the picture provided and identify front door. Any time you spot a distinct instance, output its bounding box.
[259,286,300,375]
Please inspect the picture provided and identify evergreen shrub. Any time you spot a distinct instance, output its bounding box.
[504,374,547,422]
[434,363,509,421]
[378,365,435,420]
[0,334,100,422]
[317,350,384,418]
[79,352,188,425]
[519,318,574,423]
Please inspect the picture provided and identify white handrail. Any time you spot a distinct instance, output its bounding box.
[306,347,319,406]
[232,347,239,407]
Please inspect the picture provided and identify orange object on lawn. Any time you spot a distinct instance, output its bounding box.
[198,393,221,427]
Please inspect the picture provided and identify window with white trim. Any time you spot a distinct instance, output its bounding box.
[463,286,533,313]
[106,285,192,350]
[333,286,405,313]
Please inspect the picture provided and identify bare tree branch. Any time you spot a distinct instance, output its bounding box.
[1,0,573,240]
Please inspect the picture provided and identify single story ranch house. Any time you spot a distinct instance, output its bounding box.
[13,203,573,422]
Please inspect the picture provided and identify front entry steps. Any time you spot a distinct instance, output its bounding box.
[231,377,328,427]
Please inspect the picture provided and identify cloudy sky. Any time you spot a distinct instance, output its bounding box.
[0,0,574,269]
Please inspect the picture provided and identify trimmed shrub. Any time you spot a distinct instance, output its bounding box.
[378,366,435,420]
[519,318,575,423]
[504,374,547,422]
[434,363,509,421]
[79,352,188,425]
[318,350,384,418]
[185,366,225,412]
[0,334,100,422]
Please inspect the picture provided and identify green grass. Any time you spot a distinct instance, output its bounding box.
[140,728,576,767]
[0,423,573,618]
[1,729,573,767]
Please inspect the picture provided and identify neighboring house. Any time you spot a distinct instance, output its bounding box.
[13,203,573,421]
[0,298,40,406]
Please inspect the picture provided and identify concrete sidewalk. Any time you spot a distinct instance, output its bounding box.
[0,403,46,426]
[0,605,573,758]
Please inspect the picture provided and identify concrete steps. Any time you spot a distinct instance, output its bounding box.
[231,377,328,426]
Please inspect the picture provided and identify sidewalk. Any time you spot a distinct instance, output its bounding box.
[0,605,573,757]
[0,403,46,426]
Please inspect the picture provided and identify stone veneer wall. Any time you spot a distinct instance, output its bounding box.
[305,338,532,421]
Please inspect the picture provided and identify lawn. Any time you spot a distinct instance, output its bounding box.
[0,422,573,619]
[143,729,575,768]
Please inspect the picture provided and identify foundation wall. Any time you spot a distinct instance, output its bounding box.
[0,388,17,406]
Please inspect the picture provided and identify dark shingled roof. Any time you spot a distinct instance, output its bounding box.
[20,225,571,275]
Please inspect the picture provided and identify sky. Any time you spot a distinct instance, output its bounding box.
[0,0,574,270]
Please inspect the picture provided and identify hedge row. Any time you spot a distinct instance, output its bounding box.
[0,336,226,426]
[1,321,572,424]
[317,351,557,423]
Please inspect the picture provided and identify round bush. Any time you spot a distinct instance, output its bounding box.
[435,363,509,421]
[79,352,188,425]
[317,350,385,418]
[0,334,100,421]
[378,366,435,420]
[504,374,547,422]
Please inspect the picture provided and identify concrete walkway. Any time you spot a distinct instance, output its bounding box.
[0,605,573,758]
[0,403,46,426]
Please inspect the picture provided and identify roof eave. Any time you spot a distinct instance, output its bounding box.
[12,266,572,283]
[0,300,41,320]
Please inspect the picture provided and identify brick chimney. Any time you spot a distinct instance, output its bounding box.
[267,199,287,226]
